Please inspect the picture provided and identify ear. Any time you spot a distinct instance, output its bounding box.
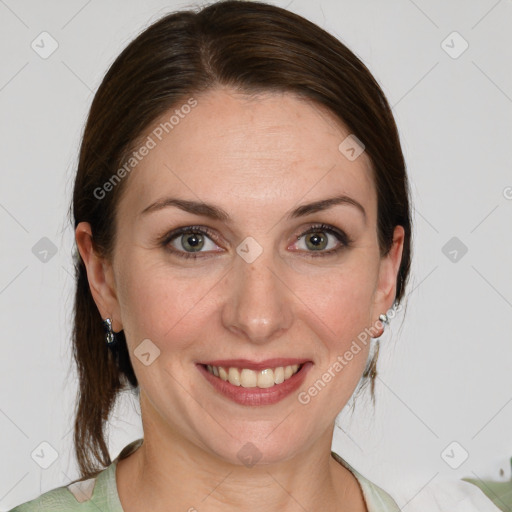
[75,222,123,332]
[370,225,405,325]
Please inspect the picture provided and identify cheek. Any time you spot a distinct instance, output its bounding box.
[298,259,376,385]
[298,256,378,340]
[115,254,215,349]
[298,270,375,411]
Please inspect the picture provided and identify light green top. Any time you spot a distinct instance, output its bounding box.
[9,439,400,511]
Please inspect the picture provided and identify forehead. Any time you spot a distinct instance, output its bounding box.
[118,88,376,222]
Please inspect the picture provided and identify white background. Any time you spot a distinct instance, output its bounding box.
[1,0,511,509]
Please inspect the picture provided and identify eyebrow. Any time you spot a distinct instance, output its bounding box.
[139,194,366,223]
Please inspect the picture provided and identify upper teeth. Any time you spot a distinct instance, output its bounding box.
[206,364,301,388]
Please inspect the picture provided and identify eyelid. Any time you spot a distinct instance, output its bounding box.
[159,225,223,256]
[159,225,221,245]
[160,222,353,259]
[290,223,353,256]
[295,223,352,245]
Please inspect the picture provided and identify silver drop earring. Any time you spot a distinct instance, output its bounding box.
[379,313,388,325]
[103,317,119,352]
[376,313,389,338]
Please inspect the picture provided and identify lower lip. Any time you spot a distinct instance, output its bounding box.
[197,362,313,406]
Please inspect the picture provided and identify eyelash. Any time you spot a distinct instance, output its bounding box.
[160,223,353,260]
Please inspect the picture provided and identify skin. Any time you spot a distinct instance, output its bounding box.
[76,87,404,512]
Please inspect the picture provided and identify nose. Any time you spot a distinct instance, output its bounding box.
[221,249,294,344]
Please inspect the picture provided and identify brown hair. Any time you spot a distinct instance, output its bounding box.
[70,0,413,479]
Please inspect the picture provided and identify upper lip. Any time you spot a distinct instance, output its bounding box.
[198,358,311,371]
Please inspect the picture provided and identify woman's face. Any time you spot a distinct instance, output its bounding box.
[81,87,404,465]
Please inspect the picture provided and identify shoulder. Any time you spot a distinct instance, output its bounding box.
[331,451,503,512]
[331,451,401,511]
[462,476,512,511]
[8,465,116,512]
[8,479,96,511]
[9,438,143,512]
[392,478,505,511]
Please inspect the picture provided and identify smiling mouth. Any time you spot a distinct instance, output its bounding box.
[202,363,304,389]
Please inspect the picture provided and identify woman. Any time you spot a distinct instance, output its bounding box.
[11,1,412,510]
